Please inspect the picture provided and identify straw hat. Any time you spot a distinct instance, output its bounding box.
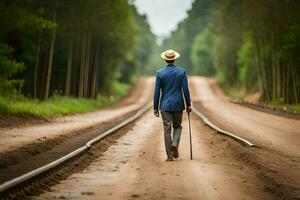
[160,49,180,61]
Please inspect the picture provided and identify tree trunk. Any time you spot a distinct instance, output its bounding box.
[83,29,92,97]
[276,54,281,99]
[271,33,277,101]
[65,38,73,96]
[34,31,42,98]
[78,32,87,97]
[90,38,100,99]
[255,39,269,101]
[44,11,57,100]
[290,54,299,103]
[73,39,80,96]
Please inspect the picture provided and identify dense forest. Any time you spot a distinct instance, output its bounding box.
[0,0,157,102]
[1,0,300,117]
[164,0,300,104]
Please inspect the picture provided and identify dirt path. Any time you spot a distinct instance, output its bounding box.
[190,76,300,158]
[0,77,154,154]
[190,76,300,198]
[33,111,271,200]
[26,76,300,199]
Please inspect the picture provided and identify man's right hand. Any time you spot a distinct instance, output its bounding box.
[187,107,192,113]
[154,110,159,117]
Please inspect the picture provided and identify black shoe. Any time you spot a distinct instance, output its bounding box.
[171,145,179,158]
[166,157,174,162]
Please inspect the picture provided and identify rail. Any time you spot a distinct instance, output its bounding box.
[0,102,152,194]
[192,103,256,147]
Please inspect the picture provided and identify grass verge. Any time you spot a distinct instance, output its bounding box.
[268,100,300,113]
[0,82,130,117]
[222,85,300,113]
[223,86,247,100]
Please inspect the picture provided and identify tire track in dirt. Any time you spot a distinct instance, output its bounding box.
[190,76,300,199]
[0,78,154,183]
[32,111,271,200]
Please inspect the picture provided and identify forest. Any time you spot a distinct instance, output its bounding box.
[164,0,300,105]
[1,0,300,117]
[0,0,157,116]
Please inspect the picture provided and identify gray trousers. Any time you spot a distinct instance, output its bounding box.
[161,111,183,158]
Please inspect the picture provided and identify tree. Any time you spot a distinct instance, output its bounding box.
[0,0,152,101]
[0,43,24,97]
[191,26,216,76]
[165,0,300,104]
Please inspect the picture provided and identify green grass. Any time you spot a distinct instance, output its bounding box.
[268,100,300,113]
[222,86,247,100]
[288,104,300,113]
[0,81,130,117]
[221,85,300,113]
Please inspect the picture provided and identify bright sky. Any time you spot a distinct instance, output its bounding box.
[133,0,194,37]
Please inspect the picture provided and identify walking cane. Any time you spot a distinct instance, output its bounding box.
[188,111,193,160]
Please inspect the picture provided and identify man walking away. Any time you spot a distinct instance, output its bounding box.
[153,49,192,161]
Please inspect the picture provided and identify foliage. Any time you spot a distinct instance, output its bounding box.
[0,1,55,38]
[191,26,216,76]
[163,0,221,73]
[0,0,155,106]
[164,0,300,104]
[237,32,258,92]
[120,6,158,78]
[0,43,24,96]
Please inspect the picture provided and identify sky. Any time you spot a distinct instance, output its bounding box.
[133,0,194,37]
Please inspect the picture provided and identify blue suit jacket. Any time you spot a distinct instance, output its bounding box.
[153,64,191,112]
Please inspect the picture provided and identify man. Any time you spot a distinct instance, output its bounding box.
[153,49,192,161]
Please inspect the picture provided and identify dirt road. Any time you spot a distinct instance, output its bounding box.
[190,76,300,198]
[191,77,300,157]
[33,111,273,200]
[4,76,299,199]
[0,77,153,154]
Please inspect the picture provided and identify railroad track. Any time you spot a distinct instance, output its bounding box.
[0,103,151,199]
[192,102,256,147]
[0,102,256,199]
